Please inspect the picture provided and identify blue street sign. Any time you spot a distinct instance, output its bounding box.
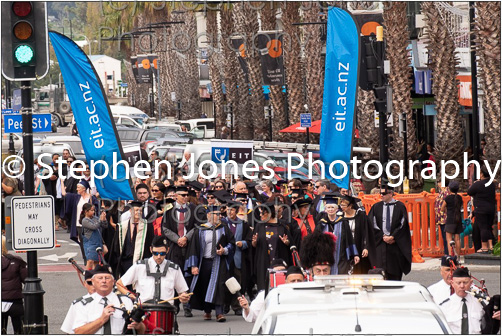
[4,114,52,133]
[300,113,312,128]
[121,83,128,87]
[2,109,15,114]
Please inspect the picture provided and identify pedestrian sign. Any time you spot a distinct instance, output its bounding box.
[2,108,15,114]
[300,113,312,128]
[11,196,55,251]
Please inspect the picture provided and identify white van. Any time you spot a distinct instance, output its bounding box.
[177,118,215,138]
[110,105,149,120]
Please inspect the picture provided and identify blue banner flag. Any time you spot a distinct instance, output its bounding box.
[320,7,360,189]
[49,32,134,200]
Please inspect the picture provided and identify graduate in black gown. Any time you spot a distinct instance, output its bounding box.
[185,205,235,322]
[252,202,293,291]
[338,195,376,275]
[368,185,412,281]
[315,194,359,275]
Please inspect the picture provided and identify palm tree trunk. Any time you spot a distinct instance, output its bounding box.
[422,2,464,181]
[383,2,417,161]
[357,89,380,160]
[234,2,266,140]
[475,2,501,170]
[281,2,305,142]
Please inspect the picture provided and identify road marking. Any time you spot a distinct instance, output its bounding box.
[39,252,77,262]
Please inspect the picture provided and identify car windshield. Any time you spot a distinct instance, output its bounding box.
[265,310,448,334]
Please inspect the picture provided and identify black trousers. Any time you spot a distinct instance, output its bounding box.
[476,212,495,243]
[1,299,24,334]
[195,258,223,315]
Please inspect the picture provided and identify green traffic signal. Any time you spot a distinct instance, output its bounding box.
[14,44,34,64]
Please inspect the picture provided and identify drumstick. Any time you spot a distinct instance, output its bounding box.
[158,292,193,304]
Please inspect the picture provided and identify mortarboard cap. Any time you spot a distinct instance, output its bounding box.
[129,200,143,208]
[176,186,189,193]
[293,198,312,208]
[78,179,91,190]
[188,180,204,191]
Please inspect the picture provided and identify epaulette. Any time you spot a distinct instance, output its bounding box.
[137,259,148,265]
[167,261,179,270]
[74,296,94,306]
[439,298,450,306]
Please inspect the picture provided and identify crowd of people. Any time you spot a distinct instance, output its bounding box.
[1,152,500,334]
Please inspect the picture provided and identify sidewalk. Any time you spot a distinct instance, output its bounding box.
[412,257,500,272]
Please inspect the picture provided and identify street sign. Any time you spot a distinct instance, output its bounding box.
[300,113,312,128]
[226,113,232,128]
[11,195,55,251]
[2,108,15,114]
[12,89,21,111]
[121,83,128,87]
[4,113,52,133]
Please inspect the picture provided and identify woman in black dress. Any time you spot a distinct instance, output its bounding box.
[441,181,463,256]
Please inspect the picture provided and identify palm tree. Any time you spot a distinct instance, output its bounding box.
[383,2,417,161]
[233,2,266,140]
[357,89,380,160]
[475,2,501,170]
[302,1,324,122]
[422,2,464,180]
[281,2,305,141]
[220,6,253,139]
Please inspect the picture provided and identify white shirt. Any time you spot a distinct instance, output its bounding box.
[439,293,484,334]
[427,279,451,305]
[76,195,90,228]
[243,290,265,323]
[61,293,91,334]
[120,257,188,303]
[71,292,134,334]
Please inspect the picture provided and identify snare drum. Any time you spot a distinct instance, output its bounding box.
[141,301,176,335]
[269,270,287,288]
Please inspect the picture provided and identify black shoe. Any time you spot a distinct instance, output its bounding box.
[223,305,230,314]
[184,309,193,318]
[234,309,242,315]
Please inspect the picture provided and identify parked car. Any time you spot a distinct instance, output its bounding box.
[252,275,452,334]
[144,122,182,132]
[110,105,149,120]
[116,127,190,147]
[177,118,215,138]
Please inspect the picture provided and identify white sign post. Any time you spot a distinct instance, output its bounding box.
[11,196,55,251]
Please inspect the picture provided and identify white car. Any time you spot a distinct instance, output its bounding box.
[252,275,452,335]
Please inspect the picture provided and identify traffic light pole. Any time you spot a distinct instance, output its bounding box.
[375,37,389,164]
[20,80,46,335]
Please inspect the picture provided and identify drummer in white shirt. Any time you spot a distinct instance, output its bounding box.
[117,235,191,305]
[427,255,459,305]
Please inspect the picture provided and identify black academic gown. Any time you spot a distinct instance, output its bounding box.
[161,203,200,269]
[222,216,252,290]
[340,211,377,274]
[368,201,412,278]
[315,214,358,275]
[184,223,235,309]
[253,221,292,291]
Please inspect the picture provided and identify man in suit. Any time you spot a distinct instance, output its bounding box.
[162,186,202,317]
[368,185,411,281]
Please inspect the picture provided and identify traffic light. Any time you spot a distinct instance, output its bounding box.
[1,2,49,81]
[359,35,378,90]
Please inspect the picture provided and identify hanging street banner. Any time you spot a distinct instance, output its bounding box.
[320,7,360,189]
[137,54,152,84]
[257,31,285,86]
[230,37,249,84]
[147,54,159,79]
[130,56,141,84]
[49,32,134,201]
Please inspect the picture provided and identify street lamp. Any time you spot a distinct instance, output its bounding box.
[74,34,92,56]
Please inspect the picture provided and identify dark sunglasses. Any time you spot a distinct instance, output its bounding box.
[152,189,160,192]
[215,185,224,189]
[207,196,215,199]
[152,252,167,256]
[178,194,189,197]
[380,191,391,196]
